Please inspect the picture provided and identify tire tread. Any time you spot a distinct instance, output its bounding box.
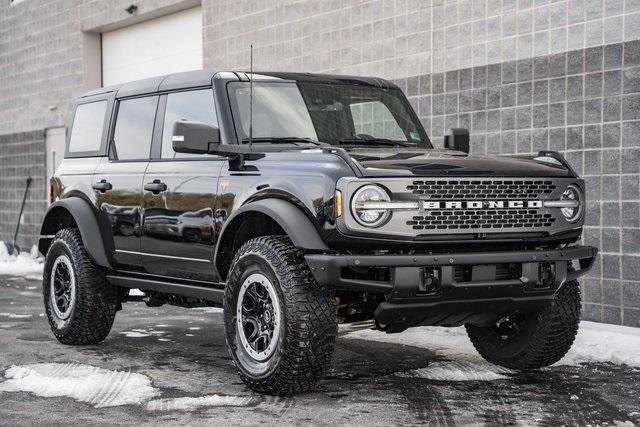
[466,281,581,370]
[44,228,117,345]
[224,235,337,395]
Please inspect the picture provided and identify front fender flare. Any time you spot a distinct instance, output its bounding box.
[39,198,114,269]
[214,198,329,271]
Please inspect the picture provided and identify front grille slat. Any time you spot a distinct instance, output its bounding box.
[405,179,557,232]
[407,179,556,200]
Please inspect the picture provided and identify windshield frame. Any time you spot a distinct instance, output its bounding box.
[225,79,432,149]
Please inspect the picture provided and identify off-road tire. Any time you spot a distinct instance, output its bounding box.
[466,280,581,370]
[43,228,118,345]
[223,236,337,395]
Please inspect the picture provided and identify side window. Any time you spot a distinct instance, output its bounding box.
[111,96,158,160]
[68,101,107,153]
[161,89,217,159]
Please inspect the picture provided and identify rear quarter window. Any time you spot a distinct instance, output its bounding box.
[68,101,108,153]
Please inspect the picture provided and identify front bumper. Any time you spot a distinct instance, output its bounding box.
[305,245,597,330]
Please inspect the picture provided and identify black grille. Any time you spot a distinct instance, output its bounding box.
[407,209,555,230]
[407,180,556,199]
[405,179,556,231]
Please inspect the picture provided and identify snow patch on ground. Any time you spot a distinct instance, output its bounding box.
[346,321,640,368]
[563,321,640,367]
[0,322,18,329]
[0,312,32,319]
[192,307,223,314]
[146,395,252,411]
[120,331,151,338]
[0,363,250,411]
[0,363,159,407]
[397,361,511,381]
[119,328,168,338]
[0,244,43,278]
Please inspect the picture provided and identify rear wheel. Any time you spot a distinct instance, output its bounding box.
[223,236,337,395]
[43,228,118,345]
[466,280,581,370]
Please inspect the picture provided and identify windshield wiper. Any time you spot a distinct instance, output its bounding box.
[337,137,411,147]
[241,137,328,146]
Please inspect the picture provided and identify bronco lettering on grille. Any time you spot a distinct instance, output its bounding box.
[422,200,543,210]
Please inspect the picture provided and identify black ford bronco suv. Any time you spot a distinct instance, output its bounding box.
[40,70,597,395]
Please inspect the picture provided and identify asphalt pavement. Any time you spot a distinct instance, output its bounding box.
[1,274,638,426]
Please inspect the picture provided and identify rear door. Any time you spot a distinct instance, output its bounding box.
[140,88,224,282]
[93,95,158,270]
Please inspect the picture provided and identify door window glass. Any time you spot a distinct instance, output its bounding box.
[162,89,217,158]
[111,96,158,160]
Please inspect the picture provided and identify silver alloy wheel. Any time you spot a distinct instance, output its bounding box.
[49,255,76,320]
[236,273,281,362]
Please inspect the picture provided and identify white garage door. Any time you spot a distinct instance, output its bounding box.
[102,7,203,86]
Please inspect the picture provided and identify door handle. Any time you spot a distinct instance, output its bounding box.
[92,179,112,193]
[144,179,167,194]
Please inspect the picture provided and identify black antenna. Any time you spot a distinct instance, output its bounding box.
[249,44,253,151]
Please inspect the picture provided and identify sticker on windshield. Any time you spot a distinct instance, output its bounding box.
[409,131,421,141]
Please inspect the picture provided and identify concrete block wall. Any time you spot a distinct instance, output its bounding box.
[0,131,47,251]
[0,1,82,136]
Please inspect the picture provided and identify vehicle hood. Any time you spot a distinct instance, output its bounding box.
[345,148,574,178]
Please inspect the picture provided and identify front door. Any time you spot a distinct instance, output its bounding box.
[94,95,158,269]
[140,88,224,281]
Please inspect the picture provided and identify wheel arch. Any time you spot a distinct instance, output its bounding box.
[214,198,329,281]
[39,198,114,269]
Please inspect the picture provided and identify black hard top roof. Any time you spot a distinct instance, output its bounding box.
[78,70,398,99]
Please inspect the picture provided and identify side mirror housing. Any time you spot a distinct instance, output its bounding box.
[443,128,470,154]
[172,120,220,154]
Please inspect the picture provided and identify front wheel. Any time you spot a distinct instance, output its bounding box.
[466,280,581,370]
[223,236,337,395]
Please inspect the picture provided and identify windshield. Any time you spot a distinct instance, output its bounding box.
[227,81,430,147]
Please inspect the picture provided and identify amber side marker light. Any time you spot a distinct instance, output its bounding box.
[335,190,343,218]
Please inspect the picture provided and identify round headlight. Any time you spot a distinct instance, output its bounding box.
[560,184,583,222]
[351,185,391,227]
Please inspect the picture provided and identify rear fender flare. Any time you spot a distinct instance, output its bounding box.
[39,198,114,269]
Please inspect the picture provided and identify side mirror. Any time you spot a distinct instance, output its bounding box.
[443,128,470,154]
[172,120,220,154]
